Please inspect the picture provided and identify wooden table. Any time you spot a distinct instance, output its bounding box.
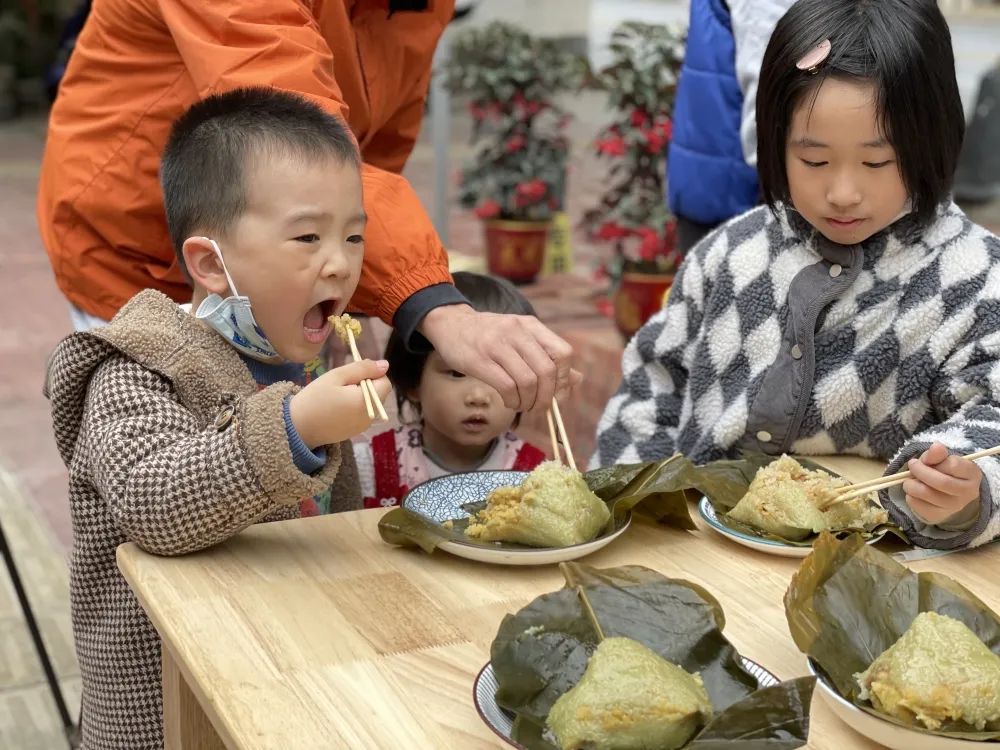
[117,456,1000,749]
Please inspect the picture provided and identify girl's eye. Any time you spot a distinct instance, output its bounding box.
[295,234,320,243]
[346,235,365,245]
[449,370,466,379]
[864,160,894,169]
[800,159,828,168]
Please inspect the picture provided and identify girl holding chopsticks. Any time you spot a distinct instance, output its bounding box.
[594,0,1000,550]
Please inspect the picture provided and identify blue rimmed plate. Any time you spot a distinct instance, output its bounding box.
[473,657,781,748]
[698,497,887,558]
[402,470,631,566]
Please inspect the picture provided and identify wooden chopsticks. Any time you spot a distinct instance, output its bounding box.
[546,398,577,471]
[333,314,389,422]
[820,444,1000,509]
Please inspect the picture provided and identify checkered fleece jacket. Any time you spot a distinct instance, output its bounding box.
[593,203,1000,550]
[44,290,360,750]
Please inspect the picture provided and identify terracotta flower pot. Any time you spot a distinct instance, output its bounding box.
[612,271,674,340]
[483,219,550,284]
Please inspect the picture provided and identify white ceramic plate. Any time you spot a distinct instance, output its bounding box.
[698,497,887,558]
[402,470,631,566]
[473,657,780,749]
[807,658,982,749]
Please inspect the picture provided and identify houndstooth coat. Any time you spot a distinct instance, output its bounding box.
[593,203,1000,550]
[45,290,360,749]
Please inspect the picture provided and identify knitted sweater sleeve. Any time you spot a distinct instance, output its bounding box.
[590,243,711,469]
[882,275,1000,550]
[84,355,343,556]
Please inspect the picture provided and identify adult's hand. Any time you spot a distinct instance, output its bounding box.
[418,304,581,411]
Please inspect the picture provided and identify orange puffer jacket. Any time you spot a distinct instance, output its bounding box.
[37,0,454,323]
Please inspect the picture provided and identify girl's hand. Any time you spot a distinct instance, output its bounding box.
[289,359,391,449]
[902,442,981,525]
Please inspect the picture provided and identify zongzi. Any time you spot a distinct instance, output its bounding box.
[726,455,887,539]
[547,637,713,750]
[855,611,1000,731]
[465,461,610,547]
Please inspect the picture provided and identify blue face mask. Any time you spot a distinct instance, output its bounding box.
[194,238,281,362]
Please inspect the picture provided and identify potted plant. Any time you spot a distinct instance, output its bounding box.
[583,21,686,338]
[444,21,585,283]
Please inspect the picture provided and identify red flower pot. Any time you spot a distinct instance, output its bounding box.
[612,271,674,340]
[483,219,550,283]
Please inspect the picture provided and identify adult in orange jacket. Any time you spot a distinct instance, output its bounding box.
[37,0,575,410]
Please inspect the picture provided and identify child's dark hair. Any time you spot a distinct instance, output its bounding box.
[386,272,537,418]
[756,0,964,226]
[160,87,359,278]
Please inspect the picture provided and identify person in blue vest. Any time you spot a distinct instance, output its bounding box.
[668,0,796,253]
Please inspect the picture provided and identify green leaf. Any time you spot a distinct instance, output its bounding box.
[494,564,810,749]
[686,678,816,750]
[784,533,1000,740]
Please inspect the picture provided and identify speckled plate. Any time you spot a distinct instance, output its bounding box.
[473,657,781,748]
[402,470,631,566]
[698,497,887,558]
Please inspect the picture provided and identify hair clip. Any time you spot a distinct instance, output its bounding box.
[796,39,831,75]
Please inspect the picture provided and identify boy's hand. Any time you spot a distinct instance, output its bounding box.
[288,359,391,449]
[902,442,982,525]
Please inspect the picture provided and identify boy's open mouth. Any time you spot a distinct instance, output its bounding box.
[302,299,338,343]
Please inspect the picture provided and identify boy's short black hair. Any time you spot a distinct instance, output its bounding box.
[386,272,537,418]
[756,0,964,226]
[160,87,359,277]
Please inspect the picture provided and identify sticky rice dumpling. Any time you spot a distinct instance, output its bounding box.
[726,455,887,539]
[855,612,1000,731]
[547,637,713,750]
[465,461,610,547]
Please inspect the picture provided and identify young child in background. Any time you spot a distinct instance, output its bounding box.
[355,272,546,506]
[593,0,1000,551]
[44,87,389,750]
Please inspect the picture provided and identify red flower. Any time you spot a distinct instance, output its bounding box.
[524,100,544,115]
[658,118,673,140]
[475,199,502,219]
[505,134,527,153]
[645,129,668,154]
[515,179,548,205]
[595,136,626,157]
[595,222,628,240]
[638,227,662,261]
[595,297,614,318]
[631,109,649,128]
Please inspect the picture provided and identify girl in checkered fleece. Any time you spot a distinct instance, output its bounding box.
[594,0,1000,551]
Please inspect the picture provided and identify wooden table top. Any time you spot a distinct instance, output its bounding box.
[117,456,1000,749]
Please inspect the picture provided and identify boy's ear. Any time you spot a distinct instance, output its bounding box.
[182,237,229,297]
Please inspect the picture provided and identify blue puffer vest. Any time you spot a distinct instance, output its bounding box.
[667,0,759,225]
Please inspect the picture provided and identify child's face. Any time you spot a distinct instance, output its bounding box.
[785,79,909,245]
[214,153,365,363]
[413,352,519,454]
